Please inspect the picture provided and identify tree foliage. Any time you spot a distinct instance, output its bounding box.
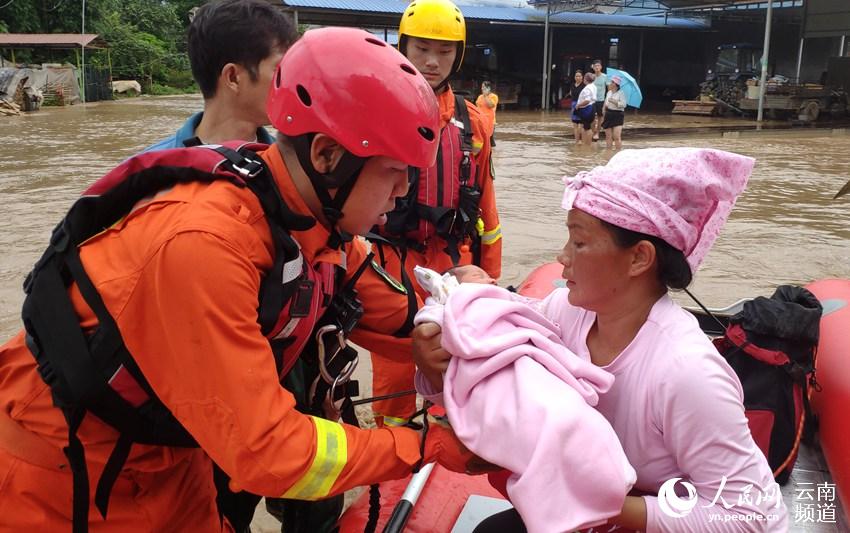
[0,0,207,89]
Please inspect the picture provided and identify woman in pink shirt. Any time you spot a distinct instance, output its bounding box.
[414,148,788,532]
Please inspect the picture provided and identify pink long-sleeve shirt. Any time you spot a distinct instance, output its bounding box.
[540,289,789,532]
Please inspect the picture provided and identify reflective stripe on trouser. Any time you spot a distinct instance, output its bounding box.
[381,414,410,427]
[370,346,418,425]
[282,416,348,500]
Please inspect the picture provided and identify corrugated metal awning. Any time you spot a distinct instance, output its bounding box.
[656,0,773,7]
[0,34,106,49]
[282,0,707,29]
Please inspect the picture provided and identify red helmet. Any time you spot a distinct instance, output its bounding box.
[267,27,440,169]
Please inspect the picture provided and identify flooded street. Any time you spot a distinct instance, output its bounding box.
[494,111,850,304]
[2,95,850,335]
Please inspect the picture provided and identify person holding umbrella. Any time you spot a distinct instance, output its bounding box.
[605,67,643,110]
[602,75,627,150]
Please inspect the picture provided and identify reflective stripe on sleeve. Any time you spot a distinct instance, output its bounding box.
[481,225,502,245]
[281,416,348,500]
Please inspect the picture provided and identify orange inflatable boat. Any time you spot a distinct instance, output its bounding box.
[805,279,850,518]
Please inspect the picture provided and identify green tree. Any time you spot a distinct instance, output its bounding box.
[0,0,200,90]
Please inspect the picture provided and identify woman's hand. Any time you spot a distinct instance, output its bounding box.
[412,322,451,391]
[607,495,647,530]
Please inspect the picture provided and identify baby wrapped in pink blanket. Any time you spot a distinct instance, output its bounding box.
[413,265,636,533]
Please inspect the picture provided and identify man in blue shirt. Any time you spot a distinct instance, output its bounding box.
[146,0,296,151]
[145,2,299,531]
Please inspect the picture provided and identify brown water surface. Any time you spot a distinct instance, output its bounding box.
[2,96,850,337]
[493,111,850,303]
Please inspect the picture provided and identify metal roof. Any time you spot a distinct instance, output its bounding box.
[0,34,106,49]
[546,9,703,26]
[657,0,800,8]
[282,0,708,28]
[528,0,802,9]
[285,0,405,14]
[660,0,758,7]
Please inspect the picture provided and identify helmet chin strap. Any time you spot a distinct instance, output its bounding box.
[290,134,367,249]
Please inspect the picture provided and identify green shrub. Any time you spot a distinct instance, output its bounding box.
[148,83,197,96]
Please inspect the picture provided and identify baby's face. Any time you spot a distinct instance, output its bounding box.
[452,265,497,285]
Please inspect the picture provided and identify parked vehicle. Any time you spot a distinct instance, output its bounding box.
[738,56,850,120]
[674,45,850,120]
[672,44,761,116]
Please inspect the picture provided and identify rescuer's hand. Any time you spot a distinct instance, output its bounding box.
[422,417,498,475]
[412,322,451,392]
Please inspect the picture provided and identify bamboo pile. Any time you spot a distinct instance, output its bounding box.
[0,98,21,116]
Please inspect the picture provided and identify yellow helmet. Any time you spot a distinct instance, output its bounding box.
[399,0,466,72]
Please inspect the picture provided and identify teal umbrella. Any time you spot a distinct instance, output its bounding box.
[606,67,642,109]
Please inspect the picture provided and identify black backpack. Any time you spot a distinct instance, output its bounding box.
[712,285,822,485]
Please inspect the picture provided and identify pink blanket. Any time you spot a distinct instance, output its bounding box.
[421,284,636,533]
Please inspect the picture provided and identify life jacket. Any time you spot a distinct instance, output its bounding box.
[20,143,365,532]
[712,285,822,485]
[381,94,482,265]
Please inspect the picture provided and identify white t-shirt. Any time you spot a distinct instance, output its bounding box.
[577,84,597,108]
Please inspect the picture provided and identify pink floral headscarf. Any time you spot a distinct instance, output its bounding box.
[562,148,754,273]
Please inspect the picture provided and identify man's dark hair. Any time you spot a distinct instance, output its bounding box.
[592,59,603,66]
[188,0,298,99]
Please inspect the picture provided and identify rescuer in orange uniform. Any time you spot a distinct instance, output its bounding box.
[0,28,476,532]
[357,0,503,426]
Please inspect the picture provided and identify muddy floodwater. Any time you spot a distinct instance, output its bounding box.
[1,95,849,530]
[4,95,849,334]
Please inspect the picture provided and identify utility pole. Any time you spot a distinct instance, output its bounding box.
[756,0,774,123]
[81,0,86,103]
[541,3,550,110]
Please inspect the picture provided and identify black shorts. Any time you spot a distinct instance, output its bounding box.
[602,109,625,129]
[593,101,605,117]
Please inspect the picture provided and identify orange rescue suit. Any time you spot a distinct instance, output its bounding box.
[355,87,502,423]
[0,145,428,531]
